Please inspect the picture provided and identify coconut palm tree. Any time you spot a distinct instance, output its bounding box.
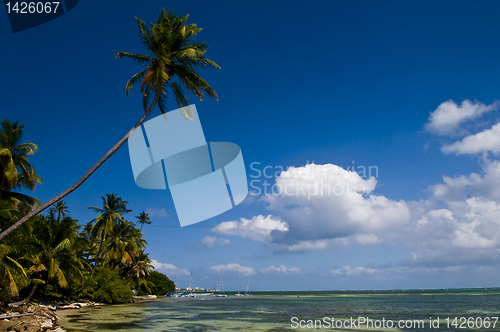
[123,250,153,292]
[0,119,42,210]
[104,219,145,267]
[88,194,131,268]
[0,8,220,241]
[52,200,69,223]
[136,211,151,233]
[24,210,85,301]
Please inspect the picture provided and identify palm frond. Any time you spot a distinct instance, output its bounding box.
[170,81,191,116]
[157,93,168,115]
[14,142,38,155]
[114,52,152,66]
[54,238,71,252]
[5,256,27,277]
[125,67,149,95]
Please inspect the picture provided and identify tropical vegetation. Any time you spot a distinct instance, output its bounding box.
[0,119,174,304]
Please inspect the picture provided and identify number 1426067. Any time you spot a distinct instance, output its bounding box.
[5,2,60,14]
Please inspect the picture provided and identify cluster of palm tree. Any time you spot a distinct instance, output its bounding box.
[86,194,153,288]
[1,197,154,302]
[0,119,155,302]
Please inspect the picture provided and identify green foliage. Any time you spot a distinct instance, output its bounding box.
[0,243,27,301]
[0,120,157,305]
[135,211,150,233]
[40,284,64,299]
[25,205,86,299]
[145,271,175,295]
[88,193,132,267]
[90,266,133,304]
[115,7,219,116]
[0,119,42,210]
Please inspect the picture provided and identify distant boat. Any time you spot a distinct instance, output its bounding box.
[235,274,244,296]
[244,278,251,296]
[215,269,227,297]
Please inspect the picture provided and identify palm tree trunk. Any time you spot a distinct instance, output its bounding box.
[25,283,38,302]
[0,95,160,242]
[92,232,105,274]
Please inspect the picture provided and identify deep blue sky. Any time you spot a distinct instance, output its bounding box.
[2,0,500,290]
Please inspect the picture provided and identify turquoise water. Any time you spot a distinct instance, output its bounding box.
[59,288,500,331]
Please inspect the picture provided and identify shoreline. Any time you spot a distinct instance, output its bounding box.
[0,300,107,332]
[7,288,499,331]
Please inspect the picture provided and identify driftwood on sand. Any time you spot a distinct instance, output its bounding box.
[0,312,35,319]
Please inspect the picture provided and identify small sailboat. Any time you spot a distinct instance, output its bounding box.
[244,278,251,296]
[215,269,227,297]
[235,274,244,296]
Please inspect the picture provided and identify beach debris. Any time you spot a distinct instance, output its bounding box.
[40,318,54,329]
[58,304,80,310]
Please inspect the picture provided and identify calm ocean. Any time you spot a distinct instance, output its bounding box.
[59,288,500,331]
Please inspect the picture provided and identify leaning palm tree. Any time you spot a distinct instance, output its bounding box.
[0,119,43,210]
[0,8,220,241]
[88,194,131,268]
[136,211,151,233]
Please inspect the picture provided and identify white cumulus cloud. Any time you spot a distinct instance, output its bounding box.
[260,265,302,274]
[146,208,170,218]
[425,99,499,136]
[201,236,230,248]
[210,263,255,276]
[151,260,189,276]
[212,215,288,242]
[442,122,500,155]
[330,265,379,276]
[261,164,410,252]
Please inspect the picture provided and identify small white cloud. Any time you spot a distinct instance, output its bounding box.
[210,263,255,276]
[355,234,382,245]
[151,260,189,276]
[442,122,500,155]
[260,265,301,274]
[201,236,230,248]
[212,215,288,242]
[425,99,499,136]
[329,269,343,276]
[146,208,170,218]
[330,265,379,276]
[282,238,351,253]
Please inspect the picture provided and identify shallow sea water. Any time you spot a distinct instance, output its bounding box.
[58,289,500,331]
